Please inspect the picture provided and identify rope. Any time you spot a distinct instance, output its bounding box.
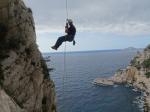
[65,0,69,19]
[62,38,67,107]
[62,0,69,108]
[64,0,69,81]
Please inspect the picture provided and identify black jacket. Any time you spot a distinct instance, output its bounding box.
[66,24,76,36]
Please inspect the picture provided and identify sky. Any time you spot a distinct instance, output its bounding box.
[23,0,150,52]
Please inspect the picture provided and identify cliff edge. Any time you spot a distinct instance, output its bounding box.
[113,46,150,111]
[0,0,56,112]
[94,46,150,111]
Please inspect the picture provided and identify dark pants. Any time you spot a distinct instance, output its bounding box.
[54,35,74,49]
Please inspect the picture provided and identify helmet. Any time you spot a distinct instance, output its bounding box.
[67,19,73,23]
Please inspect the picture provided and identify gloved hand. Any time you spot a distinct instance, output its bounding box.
[66,19,69,23]
[73,40,76,46]
[65,23,68,28]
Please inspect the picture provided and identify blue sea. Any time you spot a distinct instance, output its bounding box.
[44,50,144,112]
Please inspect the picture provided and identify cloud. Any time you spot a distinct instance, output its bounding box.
[24,0,150,36]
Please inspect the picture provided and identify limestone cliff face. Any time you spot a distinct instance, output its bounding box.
[114,46,150,111]
[0,0,56,112]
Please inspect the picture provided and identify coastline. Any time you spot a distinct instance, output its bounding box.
[115,47,150,112]
[94,66,150,112]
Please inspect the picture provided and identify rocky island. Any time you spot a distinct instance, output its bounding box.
[0,0,56,112]
[94,46,150,112]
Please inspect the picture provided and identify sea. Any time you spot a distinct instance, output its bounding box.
[43,50,144,112]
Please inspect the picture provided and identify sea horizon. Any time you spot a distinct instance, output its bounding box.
[42,47,143,55]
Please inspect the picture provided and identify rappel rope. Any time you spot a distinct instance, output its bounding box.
[62,0,69,106]
[65,0,69,19]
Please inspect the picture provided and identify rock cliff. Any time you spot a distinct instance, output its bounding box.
[114,46,150,111]
[94,46,150,111]
[0,0,56,112]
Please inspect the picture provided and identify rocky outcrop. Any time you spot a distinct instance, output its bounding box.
[94,46,150,111]
[0,0,56,112]
[113,67,150,111]
[93,78,114,86]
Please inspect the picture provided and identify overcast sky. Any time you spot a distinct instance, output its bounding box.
[24,0,150,52]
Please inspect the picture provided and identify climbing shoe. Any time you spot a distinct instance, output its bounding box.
[51,46,57,50]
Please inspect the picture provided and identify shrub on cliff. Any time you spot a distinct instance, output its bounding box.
[130,58,141,69]
[41,59,50,79]
[142,58,150,68]
[130,58,136,65]
[0,23,8,37]
[8,37,21,50]
[144,44,150,51]
[145,72,150,78]
[0,64,4,86]
[0,37,9,61]
[0,35,26,52]
[146,45,150,49]
[8,32,27,50]
[0,23,8,49]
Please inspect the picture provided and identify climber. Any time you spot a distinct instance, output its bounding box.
[51,19,76,50]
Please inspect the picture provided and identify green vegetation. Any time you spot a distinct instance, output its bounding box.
[116,69,122,72]
[0,64,4,86]
[8,34,26,50]
[0,23,8,37]
[41,59,54,79]
[0,23,26,51]
[42,96,47,105]
[146,45,150,50]
[51,104,56,111]
[116,69,123,74]
[25,48,32,57]
[8,37,21,50]
[42,96,47,112]
[147,45,150,49]
[4,88,24,108]
[25,44,35,57]
[135,64,141,70]
[130,58,141,69]
[142,58,150,68]
[0,51,9,61]
[0,24,9,61]
[144,45,150,51]
[139,81,147,89]
[27,8,32,13]
[130,58,137,65]
[41,59,50,79]
[145,72,150,78]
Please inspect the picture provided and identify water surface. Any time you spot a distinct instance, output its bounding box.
[44,50,143,112]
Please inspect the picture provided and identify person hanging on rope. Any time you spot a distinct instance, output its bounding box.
[51,19,76,50]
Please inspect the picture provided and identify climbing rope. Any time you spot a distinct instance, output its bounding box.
[65,0,69,18]
[62,39,67,106]
[62,0,69,107]
[64,0,69,77]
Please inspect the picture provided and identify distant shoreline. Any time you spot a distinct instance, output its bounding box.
[43,48,143,54]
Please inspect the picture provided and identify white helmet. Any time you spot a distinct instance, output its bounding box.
[67,19,73,23]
